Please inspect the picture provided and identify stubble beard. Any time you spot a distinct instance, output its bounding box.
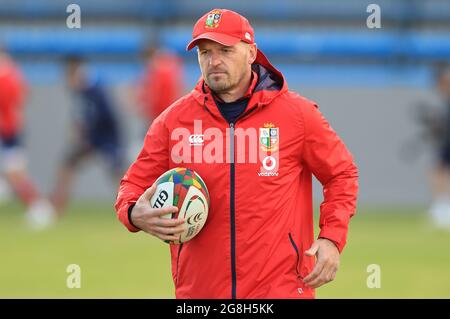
[205,73,233,94]
[205,69,248,95]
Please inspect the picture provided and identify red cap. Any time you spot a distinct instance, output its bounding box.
[186,9,255,51]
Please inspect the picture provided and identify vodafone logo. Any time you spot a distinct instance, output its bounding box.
[189,134,204,146]
[258,155,279,177]
[262,156,276,171]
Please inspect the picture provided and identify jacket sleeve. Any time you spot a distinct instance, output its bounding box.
[300,102,359,253]
[114,116,170,232]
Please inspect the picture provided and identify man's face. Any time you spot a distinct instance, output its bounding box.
[66,61,83,91]
[197,40,256,94]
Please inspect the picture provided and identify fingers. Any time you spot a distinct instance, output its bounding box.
[142,207,184,242]
[154,216,185,227]
[138,184,157,203]
[150,223,185,243]
[303,257,339,289]
[305,268,329,288]
[305,241,319,257]
[132,185,187,244]
[152,224,185,236]
[302,239,340,288]
[303,259,324,285]
[329,269,338,282]
[153,206,179,218]
[137,185,179,218]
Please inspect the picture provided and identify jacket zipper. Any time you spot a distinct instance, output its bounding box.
[229,122,237,299]
[288,232,302,278]
[175,243,183,286]
[229,107,259,299]
[206,96,258,299]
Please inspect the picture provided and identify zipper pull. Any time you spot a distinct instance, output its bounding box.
[230,122,235,164]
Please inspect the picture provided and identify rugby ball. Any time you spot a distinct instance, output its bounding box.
[150,167,210,244]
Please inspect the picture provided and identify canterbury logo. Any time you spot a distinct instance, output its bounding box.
[189,134,204,146]
[187,212,203,225]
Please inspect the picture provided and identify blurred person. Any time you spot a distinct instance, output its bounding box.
[127,43,185,162]
[427,65,450,229]
[135,44,185,124]
[0,48,55,228]
[51,56,125,215]
[115,9,358,298]
[0,177,11,204]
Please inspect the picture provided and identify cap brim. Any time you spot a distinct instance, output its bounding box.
[186,32,241,51]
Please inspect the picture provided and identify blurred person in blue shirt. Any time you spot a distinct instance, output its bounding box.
[50,56,125,215]
[427,65,450,229]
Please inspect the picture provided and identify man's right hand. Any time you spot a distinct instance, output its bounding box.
[130,184,185,242]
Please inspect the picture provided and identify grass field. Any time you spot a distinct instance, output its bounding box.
[1,201,450,298]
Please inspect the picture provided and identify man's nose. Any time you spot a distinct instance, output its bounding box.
[208,52,222,67]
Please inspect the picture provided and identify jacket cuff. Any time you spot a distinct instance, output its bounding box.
[318,227,346,253]
[120,202,140,233]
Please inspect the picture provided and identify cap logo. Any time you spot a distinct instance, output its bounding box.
[205,9,222,28]
[245,32,252,41]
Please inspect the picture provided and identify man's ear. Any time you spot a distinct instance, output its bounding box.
[248,43,257,64]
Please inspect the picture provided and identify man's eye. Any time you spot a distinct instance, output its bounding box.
[222,48,231,53]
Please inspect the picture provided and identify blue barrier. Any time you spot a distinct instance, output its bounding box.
[0,28,145,54]
[2,27,450,61]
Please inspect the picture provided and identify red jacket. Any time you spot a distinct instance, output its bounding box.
[0,57,25,139]
[115,50,358,299]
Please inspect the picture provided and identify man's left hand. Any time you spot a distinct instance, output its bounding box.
[303,238,340,289]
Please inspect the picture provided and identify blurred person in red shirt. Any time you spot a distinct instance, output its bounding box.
[136,44,185,123]
[0,48,55,229]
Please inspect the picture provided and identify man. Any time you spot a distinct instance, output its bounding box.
[0,48,55,229]
[136,44,185,123]
[51,56,125,215]
[128,43,185,159]
[427,65,450,228]
[115,9,358,298]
